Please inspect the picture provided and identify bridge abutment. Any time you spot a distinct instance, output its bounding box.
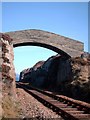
[0,33,16,118]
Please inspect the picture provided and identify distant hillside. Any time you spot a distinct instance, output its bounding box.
[16,73,20,81]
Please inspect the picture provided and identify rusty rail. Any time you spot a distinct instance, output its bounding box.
[16,82,90,120]
[32,87,90,114]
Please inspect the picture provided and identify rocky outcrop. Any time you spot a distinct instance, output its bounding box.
[19,54,62,87]
[33,61,45,71]
[19,61,45,83]
[19,55,61,87]
[68,53,90,102]
[20,52,90,103]
[55,52,90,103]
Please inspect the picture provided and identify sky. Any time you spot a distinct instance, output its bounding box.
[2,2,88,75]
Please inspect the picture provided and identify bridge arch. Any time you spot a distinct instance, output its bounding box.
[7,29,84,58]
[13,42,71,59]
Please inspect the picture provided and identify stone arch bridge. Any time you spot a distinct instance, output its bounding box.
[0,29,84,96]
[7,29,84,58]
[0,30,83,79]
[0,30,83,117]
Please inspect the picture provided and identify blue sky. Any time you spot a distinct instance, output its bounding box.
[2,2,88,74]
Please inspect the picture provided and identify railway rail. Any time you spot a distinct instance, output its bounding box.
[16,82,90,120]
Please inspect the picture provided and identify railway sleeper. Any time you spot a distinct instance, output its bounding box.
[62,108,79,111]
[73,114,90,119]
[66,111,84,114]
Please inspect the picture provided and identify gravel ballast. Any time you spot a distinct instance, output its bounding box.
[16,88,64,119]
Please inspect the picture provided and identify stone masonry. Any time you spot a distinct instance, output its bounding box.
[0,33,16,118]
[7,29,84,57]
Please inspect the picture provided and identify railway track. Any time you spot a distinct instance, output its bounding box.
[16,82,90,120]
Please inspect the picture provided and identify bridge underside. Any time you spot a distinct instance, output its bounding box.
[13,42,71,59]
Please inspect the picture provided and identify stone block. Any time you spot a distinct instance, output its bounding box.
[2,34,13,44]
